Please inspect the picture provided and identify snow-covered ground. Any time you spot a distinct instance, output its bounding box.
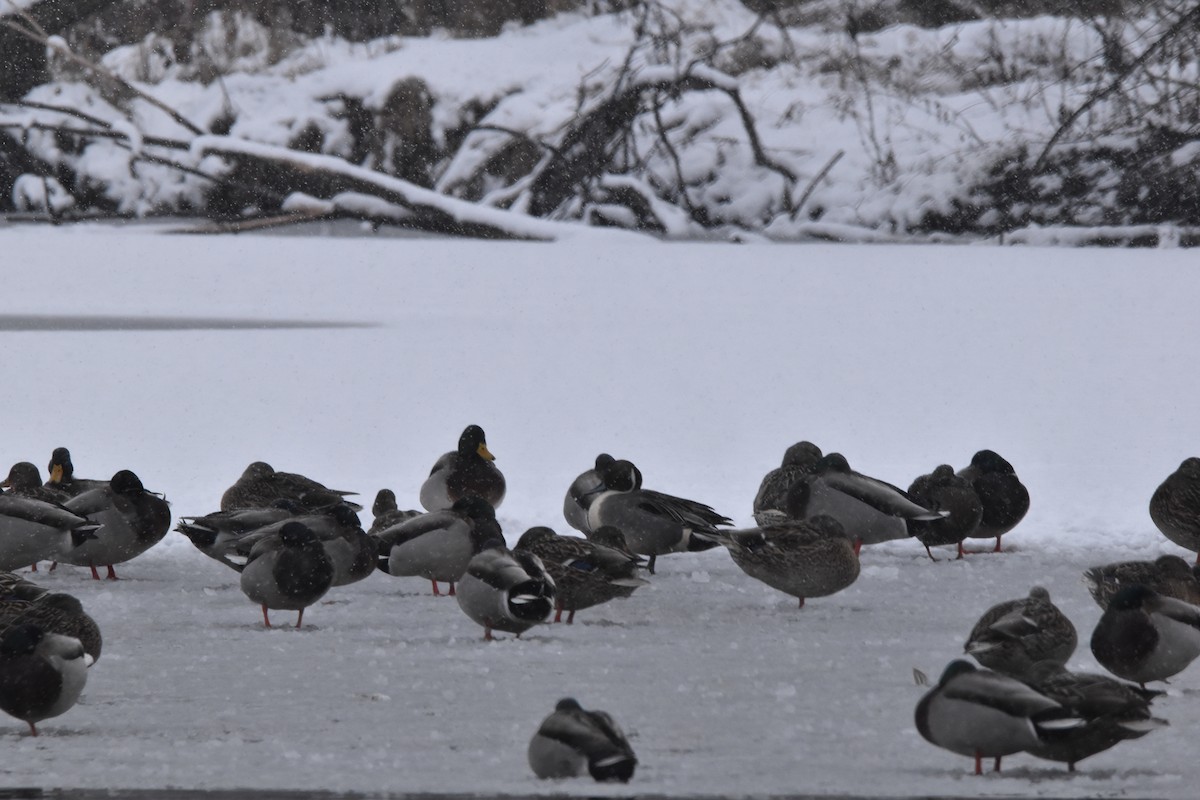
[1,224,1199,796]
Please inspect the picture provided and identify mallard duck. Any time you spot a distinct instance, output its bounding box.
[906,464,983,561]
[1084,555,1200,609]
[528,697,637,782]
[239,521,334,628]
[1150,457,1200,564]
[794,453,946,550]
[372,495,499,595]
[2,462,68,504]
[0,493,100,573]
[44,447,107,499]
[455,542,555,640]
[751,441,823,526]
[915,659,1076,774]
[367,489,422,535]
[1021,661,1167,772]
[59,470,172,580]
[0,592,101,663]
[956,450,1029,553]
[419,425,506,511]
[0,571,47,602]
[964,587,1077,678]
[220,461,360,512]
[1090,584,1200,686]
[702,500,859,608]
[564,454,728,574]
[514,526,647,623]
[0,624,91,736]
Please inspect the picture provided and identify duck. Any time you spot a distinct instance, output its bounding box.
[455,541,555,640]
[0,571,47,602]
[419,425,506,511]
[1149,457,1200,564]
[701,495,859,608]
[751,441,823,526]
[514,526,648,623]
[1084,555,1200,609]
[59,470,172,580]
[915,659,1077,774]
[371,495,500,596]
[367,489,422,535]
[0,624,91,736]
[564,454,728,574]
[956,450,1030,553]
[2,463,75,571]
[792,453,946,550]
[205,504,375,588]
[2,462,69,504]
[0,492,100,573]
[44,447,107,499]
[1090,584,1200,686]
[175,500,305,571]
[1020,661,1167,772]
[528,697,637,782]
[964,587,1077,678]
[239,521,334,628]
[906,464,983,561]
[220,461,360,512]
[0,592,102,663]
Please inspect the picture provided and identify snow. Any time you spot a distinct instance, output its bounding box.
[8,0,1189,238]
[0,226,1197,795]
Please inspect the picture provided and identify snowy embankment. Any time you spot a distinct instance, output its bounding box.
[0,226,1199,796]
[7,0,1193,239]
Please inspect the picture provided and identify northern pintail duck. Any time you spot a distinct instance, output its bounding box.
[514,526,647,623]
[0,493,99,573]
[1021,661,1167,772]
[564,454,728,573]
[528,697,637,782]
[239,521,334,628]
[220,461,360,512]
[702,502,859,608]
[906,465,983,561]
[791,453,945,550]
[59,470,171,580]
[44,447,107,498]
[956,450,1029,553]
[372,495,499,595]
[367,489,422,535]
[1090,584,1200,686]
[0,592,102,663]
[176,500,305,571]
[964,587,1077,678]
[1084,555,1200,609]
[915,659,1076,774]
[455,541,555,640]
[0,624,91,736]
[752,441,823,526]
[1150,457,1200,563]
[420,425,506,511]
[206,504,375,588]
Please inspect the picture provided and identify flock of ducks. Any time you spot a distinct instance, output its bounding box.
[3,431,1200,781]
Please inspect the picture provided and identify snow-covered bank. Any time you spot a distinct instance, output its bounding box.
[0,226,1199,796]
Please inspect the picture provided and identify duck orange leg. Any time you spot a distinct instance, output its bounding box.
[261,605,272,628]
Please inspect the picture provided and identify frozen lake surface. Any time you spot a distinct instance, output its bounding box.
[0,224,1197,798]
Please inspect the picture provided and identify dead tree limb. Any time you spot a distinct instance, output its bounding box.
[528,65,796,218]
